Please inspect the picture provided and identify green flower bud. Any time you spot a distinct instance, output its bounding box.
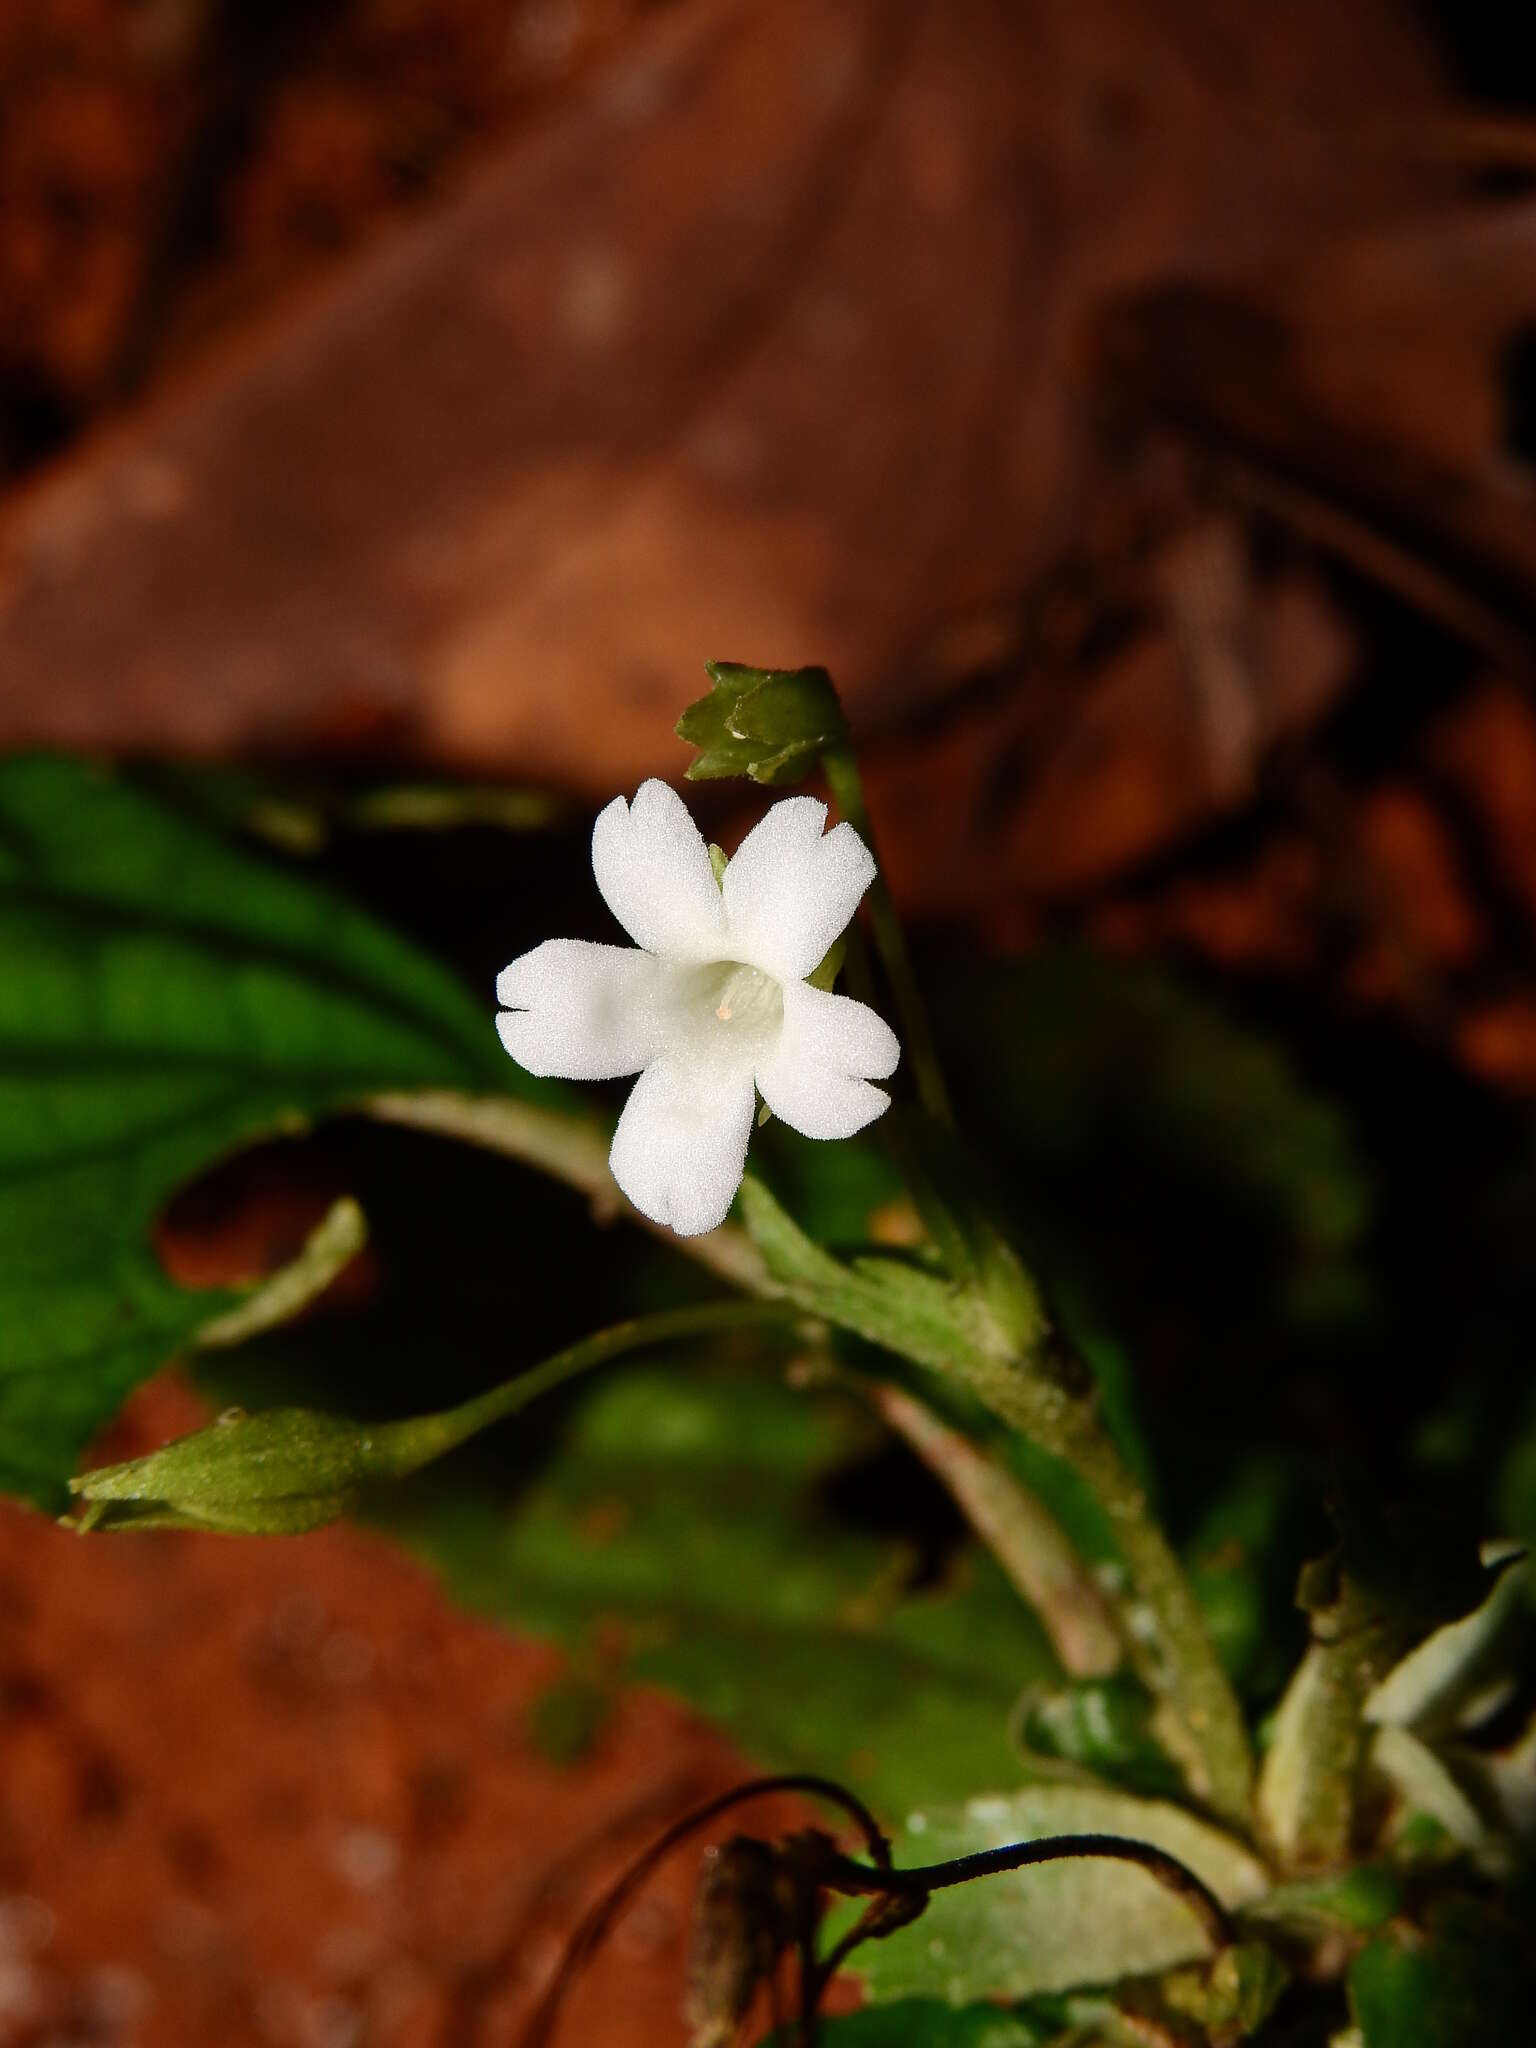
[676,661,849,785]
[67,1406,384,1534]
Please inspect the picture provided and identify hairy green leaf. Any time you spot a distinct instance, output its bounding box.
[853,1786,1267,2005]
[0,756,512,1505]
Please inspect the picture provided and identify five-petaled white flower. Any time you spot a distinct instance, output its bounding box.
[495,780,900,1236]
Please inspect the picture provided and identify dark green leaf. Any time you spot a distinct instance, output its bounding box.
[1349,1904,1536,2048]
[1184,1455,1307,1696]
[1016,1675,1184,1800]
[0,756,515,1505]
[1249,1863,1402,1935]
[389,1360,1060,1817]
[785,2004,1054,2047]
[933,947,1375,1401]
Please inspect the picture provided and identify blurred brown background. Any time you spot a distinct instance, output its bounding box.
[4,1,1536,2041]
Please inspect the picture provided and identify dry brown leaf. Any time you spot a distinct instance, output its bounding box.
[0,0,1444,827]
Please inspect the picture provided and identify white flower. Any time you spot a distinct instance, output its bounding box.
[495,780,900,1235]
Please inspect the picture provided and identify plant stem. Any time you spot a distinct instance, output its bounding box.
[969,1351,1256,1831]
[821,746,954,1129]
[368,1299,806,1477]
[818,740,1243,1799]
[823,1829,1233,1954]
[366,1092,1252,1823]
[736,1178,1255,1832]
[807,1360,1122,1678]
[364,1089,772,1295]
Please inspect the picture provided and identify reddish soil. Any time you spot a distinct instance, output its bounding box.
[0,1377,811,2048]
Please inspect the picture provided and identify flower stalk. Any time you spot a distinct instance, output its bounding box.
[368,1298,804,1473]
[734,1176,1255,1830]
[70,1299,805,1534]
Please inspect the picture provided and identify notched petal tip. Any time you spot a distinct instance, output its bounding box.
[722,798,878,983]
[753,982,901,1142]
[494,938,661,1081]
[608,1059,755,1236]
[591,780,726,961]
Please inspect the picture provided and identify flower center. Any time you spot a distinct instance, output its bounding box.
[670,960,784,1062]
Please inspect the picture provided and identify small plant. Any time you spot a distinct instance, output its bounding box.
[4,662,1531,2043]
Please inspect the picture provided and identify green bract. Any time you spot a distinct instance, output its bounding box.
[69,1405,381,1533]
[676,660,850,784]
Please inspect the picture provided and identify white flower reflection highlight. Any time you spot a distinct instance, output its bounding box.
[495,781,900,1235]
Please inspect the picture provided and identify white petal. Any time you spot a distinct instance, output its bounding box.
[722,796,876,981]
[608,1056,756,1235]
[496,939,662,1079]
[591,781,726,961]
[754,980,899,1140]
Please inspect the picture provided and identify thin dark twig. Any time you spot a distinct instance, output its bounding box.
[444,1768,707,2048]
[821,1830,1233,1956]
[517,1774,891,2048]
[794,1917,821,2048]
[804,1894,923,2019]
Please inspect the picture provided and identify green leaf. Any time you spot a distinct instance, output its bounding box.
[853,1786,1267,2006]
[1364,1550,1527,1739]
[1349,1905,1536,2048]
[1184,1456,1305,1697]
[0,756,514,1506]
[1248,1863,1402,1935]
[1016,1676,1184,1800]
[787,2005,1054,2047]
[933,948,1376,1401]
[389,1360,1060,1817]
[1366,1726,1489,1857]
[1257,1508,1495,1870]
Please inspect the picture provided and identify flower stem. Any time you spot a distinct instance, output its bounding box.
[363,1089,772,1295]
[735,1177,1256,1831]
[364,1095,1252,1823]
[820,746,954,1129]
[959,1347,1256,1831]
[367,1299,806,1477]
[807,1358,1123,1678]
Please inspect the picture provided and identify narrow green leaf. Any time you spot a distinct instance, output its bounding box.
[1257,1514,1494,1869]
[1364,1551,1527,1739]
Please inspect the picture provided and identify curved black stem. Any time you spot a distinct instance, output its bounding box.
[517,1774,890,2048]
[521,1778,1232,2048]
[820,1830,1233,1955]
